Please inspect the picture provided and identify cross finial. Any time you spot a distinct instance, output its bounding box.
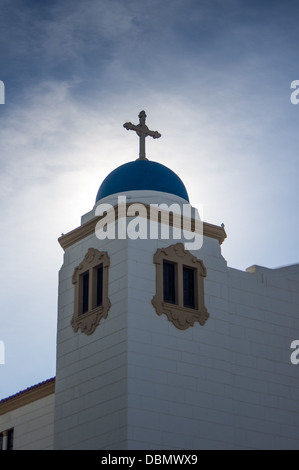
[123,110,161,160]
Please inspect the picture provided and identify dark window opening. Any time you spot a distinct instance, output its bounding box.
[183,266,196,309]
[81,271,89,314]
[0,428,14,451]
[96,265,103,307]
[7,429,13,451]
[163,261,176,304]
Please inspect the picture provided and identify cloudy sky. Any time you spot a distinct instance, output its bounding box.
[0,0,298,399]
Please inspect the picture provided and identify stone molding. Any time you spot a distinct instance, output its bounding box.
[58,203,227,250]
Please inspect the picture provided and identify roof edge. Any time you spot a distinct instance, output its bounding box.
[0,377,55,415]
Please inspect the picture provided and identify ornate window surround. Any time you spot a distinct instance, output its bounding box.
[71,248,111,335]
[152,243,209,330]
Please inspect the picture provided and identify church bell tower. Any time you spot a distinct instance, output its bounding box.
[53,111,226,450]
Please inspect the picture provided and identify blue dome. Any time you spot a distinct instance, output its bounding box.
[96,160,189,202]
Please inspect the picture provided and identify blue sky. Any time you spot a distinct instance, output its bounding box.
[0,0,298,399]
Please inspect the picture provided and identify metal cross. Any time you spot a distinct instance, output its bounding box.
[123,110,161,160]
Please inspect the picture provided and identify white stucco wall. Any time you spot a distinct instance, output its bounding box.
[125,232,299,449]
[0,393,54,450]
[54,231,131,450]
